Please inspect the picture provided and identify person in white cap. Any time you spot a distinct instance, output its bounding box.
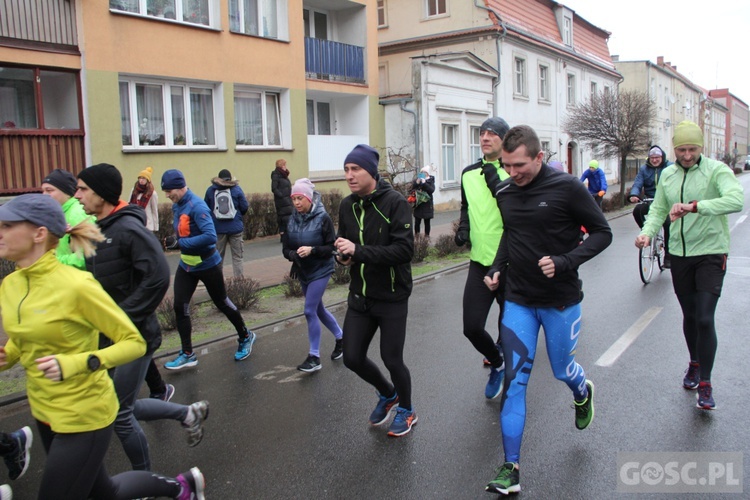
[411,166,435,236]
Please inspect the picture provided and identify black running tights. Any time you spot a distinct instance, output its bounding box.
[462,260,504,368]
[675,291,720,381]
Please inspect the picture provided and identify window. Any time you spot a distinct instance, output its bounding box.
[109,0,215,27]
[541,140,551,158]
[538,64,549,101]
[514,57,527,97]
[230,0,285,39]
[426,0,446,17]
[378,65,389,96]
[441,124,458,183]
[562,16,572,46]
[303,8,328,39]
[604,86,611,97]
[590,81,597,100]
[234,88,281,147]
[0,66,80,130]
[306,99,331,135]
[377,0,387,27]
[567,73,576,106]
[470,126,481,162]
[119,77,219,148]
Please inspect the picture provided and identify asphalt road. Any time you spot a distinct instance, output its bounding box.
[3,176,750,499]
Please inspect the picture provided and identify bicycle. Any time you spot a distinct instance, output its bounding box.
[637,198,665,284]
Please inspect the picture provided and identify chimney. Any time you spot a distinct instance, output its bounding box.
[611,55,619,62]
[657,56,664,65]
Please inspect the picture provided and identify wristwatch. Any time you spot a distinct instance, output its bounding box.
[689,200,698,213]
[87,354,101,372]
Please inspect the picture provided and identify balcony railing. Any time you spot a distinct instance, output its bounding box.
[0,0,78,49]
[305,38,364,84]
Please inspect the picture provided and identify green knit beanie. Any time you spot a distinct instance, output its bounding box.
[673,120,703,148]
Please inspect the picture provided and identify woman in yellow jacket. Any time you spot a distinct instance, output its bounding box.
[0,194,205,500]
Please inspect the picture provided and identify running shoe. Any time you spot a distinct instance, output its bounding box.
[150,383,176,402]
[485,365,504,399]
[387,407,418,437]
[696,382,716,410]
[331,338,344,360]
[3,426,31,480]
[297,355,322,373]
[369,391,399,425]
[683,362,700,390]
[183,401,209,447]
[235,330,256,361]
[165,351,198,371]
[176,467,205,500]
[0,484,11,500]
[485,462,520,495]
[574,380,595,430]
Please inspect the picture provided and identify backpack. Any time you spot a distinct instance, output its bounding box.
[213,188,237,220]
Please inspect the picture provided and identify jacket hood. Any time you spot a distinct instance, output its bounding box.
[353,177,395,202]
[292,191,326,221]
[97,203,147,231]
[211,177,239,188]
[648,145,669,167]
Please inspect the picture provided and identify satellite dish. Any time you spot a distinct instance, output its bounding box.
[684,101,691,111]
[665,119,672,128]
[669,95,676,104]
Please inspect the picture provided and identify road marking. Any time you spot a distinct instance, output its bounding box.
[595,307,662,367]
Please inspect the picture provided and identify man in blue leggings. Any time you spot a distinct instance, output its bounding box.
[481,125,612,494]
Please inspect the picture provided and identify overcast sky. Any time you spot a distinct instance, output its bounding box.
[560,0,750,105]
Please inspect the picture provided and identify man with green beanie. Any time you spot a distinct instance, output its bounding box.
[635,120,744,410]
[40,169,91,269]
[580,159,607,209]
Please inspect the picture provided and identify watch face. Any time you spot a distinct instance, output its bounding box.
[88,355,101,371]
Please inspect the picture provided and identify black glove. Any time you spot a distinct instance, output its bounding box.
[289,252,303,266]
[454,230,468,247]
[289,263,299,280]
[164,235,179,250]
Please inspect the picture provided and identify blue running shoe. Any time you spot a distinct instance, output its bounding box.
[235,330,256,361]
[485,365,504,399]
[369,391,399,425]
[165,351,198,371]
[4,426,32,480]
[387,407,418,437]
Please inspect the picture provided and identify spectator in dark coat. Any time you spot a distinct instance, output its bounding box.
[271,159,293,240]
[412,166,435,236]
[204,169,249,278]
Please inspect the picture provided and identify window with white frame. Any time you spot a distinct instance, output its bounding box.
[538,64,549,101]
[470,126,481,162]
[441,124,458,183]
[377,0,387,27]
[426,0,446,17]
[514,57,527,97]
[590,81,597,100]
[119,78,220,148]
[109,0,215,27]
[562,16,572,46]
[306,99,331,135]
[229,0,287,39]
[604,85,611,96]
[541,140,550,158]
[234,88,281,147]
[303,8,328,39]
[567,73,576,106]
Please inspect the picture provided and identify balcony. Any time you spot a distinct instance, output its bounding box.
[305,38,364,84]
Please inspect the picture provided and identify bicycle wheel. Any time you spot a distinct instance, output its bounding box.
[655,227,666,271]
[639,242,655,284]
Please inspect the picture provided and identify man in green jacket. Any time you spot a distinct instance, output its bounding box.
[636,120,744,410]
[455,116,510,400]
[41,169,91,269]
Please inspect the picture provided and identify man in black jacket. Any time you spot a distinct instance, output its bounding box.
[75,164,209,471]
[334,144,417,437]
[481,126,612,495]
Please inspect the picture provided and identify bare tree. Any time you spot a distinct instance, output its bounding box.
[563,89,656,207]
[379,146,418,198]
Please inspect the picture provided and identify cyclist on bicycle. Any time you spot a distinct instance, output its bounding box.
[629,145,672,267]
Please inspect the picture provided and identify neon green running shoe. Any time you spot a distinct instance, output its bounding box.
[485,462,520,495]
[574,379,595,430]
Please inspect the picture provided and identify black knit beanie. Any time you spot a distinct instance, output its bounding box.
[77,163,122,205]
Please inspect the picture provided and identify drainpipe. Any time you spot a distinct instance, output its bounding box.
[400,99,420,168]
[474,0,506,116]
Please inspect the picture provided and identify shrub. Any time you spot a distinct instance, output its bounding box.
[282,274,303,297]
[156,203,175,248]
[602,192,625,212]
[434,234,463,258]
[412,233,430,263]
[245,193,278,239]
[156,296,194,331]
[320,189,343,226]
[225,276,261,310]
[331,262,351,285]
[0,258,15,280]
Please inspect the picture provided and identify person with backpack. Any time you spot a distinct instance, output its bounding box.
[205,169,249,278]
